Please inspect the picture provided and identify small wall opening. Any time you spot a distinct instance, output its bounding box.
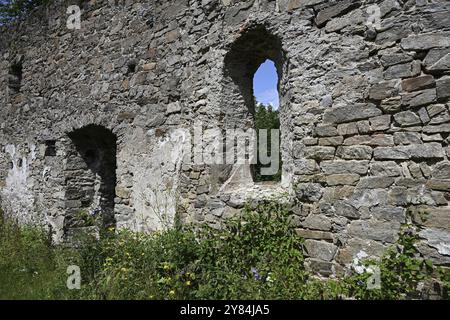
[223,25,284,186]
[8,62,22,93]
[64,125,117,232]
[44,140,57,157]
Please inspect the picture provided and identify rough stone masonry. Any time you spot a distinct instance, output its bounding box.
[0,0,449,277]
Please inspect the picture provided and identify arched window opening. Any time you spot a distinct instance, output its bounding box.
[8,62,22,93]
[253,60,281,182]
[64,125,117,234]
[223,25,284,186]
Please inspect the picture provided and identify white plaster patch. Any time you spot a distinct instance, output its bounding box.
[1,144,39,225]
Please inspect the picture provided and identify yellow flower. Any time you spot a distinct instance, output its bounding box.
[169,290,175,296]
[185,280,191,286]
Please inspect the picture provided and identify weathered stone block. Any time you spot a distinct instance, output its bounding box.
[431,162,450,179]
[424,48,450,70]
[315,0,360,27]
[337,122,359,136]
[426,179,450,192]
[369,80,399,100]
[295,183,323,202]
[326,174,360,186]
[393,132,422,145]
[369,205,405,223]
[393,111,421,126]
[436,76,450,99]
[334,200,359,219]
[301,214,333,231]
[314,125,338,137]
[423,123,450,134]
[401,32,450,50]
[304,146,335,160]
[336,145,373,160]
[320,160,369,175]
[384,61,421,80]
[374,146,409,160]
[304,240,337,262]
[295,229,334,241]
[348,220,401,243]
[401,75,435,92]
[318,136,344,146]
[411,206,450,232]
[370,115,391,131]
[380,96,402,113]
[356,177,395,189]
[323,104,382,124]
[401,89,437,108]
[370,161,402,177]
[408,143,444,160]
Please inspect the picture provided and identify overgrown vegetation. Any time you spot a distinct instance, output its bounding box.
[0,203,447,300]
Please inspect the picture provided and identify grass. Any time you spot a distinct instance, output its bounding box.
[0,203,447,300]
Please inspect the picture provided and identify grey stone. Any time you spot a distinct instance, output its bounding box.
[320,160,369,175]
[326,174,360,186]
[337,122,359,136]
[296,229,334,241]
[315,0,360,27]
[436,76,450,99]
[393,132,422,145]
[370,115,391,131]
[336,145,373,160]
[393,111,421,127]
[305,240,338,262]
[334,201,359,219]
[304,146,335,160]
[424,48,450,68]
[384,61,421,80]
[356,177,395,189]
[370,161,402,177]
[318,136,344,146]
[315,125,338,137]
[374,146,410,160]
[301,214,333,231]
[348,220,401,243]
[323,104,382,124]
[401,89,437,108]
[369,80,399,100]
[370,205,406,223]
[296,183,323,202]
[401,75,435,92]
[409,143,445,160]
[401,32,450,50]
[431,162,450,179]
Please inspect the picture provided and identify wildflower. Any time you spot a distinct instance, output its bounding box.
[169,290,175,296]
[185,280,191,286]
[251,267,261,281]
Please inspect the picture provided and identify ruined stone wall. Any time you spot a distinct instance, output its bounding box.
[0,0,449,276]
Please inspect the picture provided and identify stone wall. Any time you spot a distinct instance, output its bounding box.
[0,0,449,276]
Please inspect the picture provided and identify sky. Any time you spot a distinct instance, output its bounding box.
[253,60,279,109]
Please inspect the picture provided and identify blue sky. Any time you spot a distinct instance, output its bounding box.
[253,60,279,109]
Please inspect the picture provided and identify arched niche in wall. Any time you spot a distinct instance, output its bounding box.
[64,125,117,234]
[221,24,286,189]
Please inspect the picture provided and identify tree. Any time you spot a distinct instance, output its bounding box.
[253,103,282,182]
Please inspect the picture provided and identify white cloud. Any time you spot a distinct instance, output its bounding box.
[255,88,279,108]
